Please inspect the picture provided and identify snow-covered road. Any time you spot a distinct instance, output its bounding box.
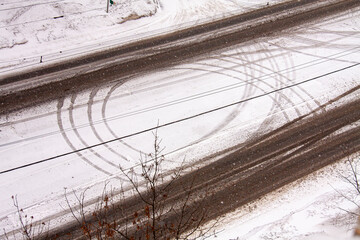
[1,4,360,236]
[1,0,360,239]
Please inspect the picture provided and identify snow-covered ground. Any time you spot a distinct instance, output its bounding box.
[0,0,286,73]
[1,0,360,239]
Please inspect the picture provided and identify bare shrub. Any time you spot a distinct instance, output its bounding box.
[339,156,360,214]
[114,130,216,239]
[4,131,217,239]
[57,130,217,239]
[64,184,120,240]
[3,196,49,240]
[338,155,360,235]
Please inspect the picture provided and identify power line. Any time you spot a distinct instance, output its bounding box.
[1,62,359,175]
[2,44,359,147]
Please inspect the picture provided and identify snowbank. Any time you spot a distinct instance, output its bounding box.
[0,0,159,69]
[0,0,158,49]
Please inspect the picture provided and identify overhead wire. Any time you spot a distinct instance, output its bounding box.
[0,61,359,175]
[1,44,359,147]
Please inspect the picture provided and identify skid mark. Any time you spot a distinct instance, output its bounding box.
[172,59,282,144]
[230,45,308,114]
[102,81,142,153]
[56,97,113,176]
[87,87,130,162]
[237,44,287,135]
[68,94,119,169]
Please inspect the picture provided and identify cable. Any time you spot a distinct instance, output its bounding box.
[1,44,359,147]
[1,62,359,175]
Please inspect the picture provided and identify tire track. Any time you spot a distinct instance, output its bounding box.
[67,94,119,170]
[101,81,143,153]
[87,87,130,162]
[229,42,319,112]
[56,97,113,176]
